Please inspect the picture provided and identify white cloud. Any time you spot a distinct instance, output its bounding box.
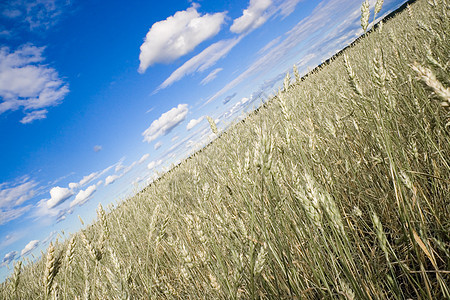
[21,240,39,256]
[46,186,73,208]
[142,104,189,143]
[20,109,48,124]
[115,163,125,173]
[2,251,17,266]
[205,0,369,105]
[105,175,120,186]
[79,172,98,186]
[3,0,70,30]
[68,182,78,190]
[224,97,251,119]
[93,145,102,152]
[0,45,69,124]
[3,9,22,18]
[279,0,304,17]
[0,179,37,208]
[70,184,96,207]
[201,68,223,85]
[147,160,163,170]
[157,37,242,91]
[171,136,179,142]
[230,0,272,34]
[0,205,32,225]
[186,116,204,130]
[122,162,137,174]
[0,178,36,224]
[96,180,103,186]
[257,36,281,55]
[154,141,163,150]
[139,5,226,73]
[138,153,150,164]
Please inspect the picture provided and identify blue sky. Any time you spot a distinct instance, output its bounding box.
[0,0,406,281]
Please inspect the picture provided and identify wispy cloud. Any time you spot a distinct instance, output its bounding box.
[201,68,223,85]
[157,37,242,91]
[223,97,251,119]
[0,178,37,208]
[0,178,37,225]
[93,145,102,152]
[0,205,32,226]
[222,92,237,104]
[0,45,69,124]
[147,160,163,170]
[273,0,304,18]
[231,0,272,34]
[2,0,71,31]
[138,154,150,164]
[78,172,98,187]
[70,184,96,208]
[139,4,226,73]
[142,104,189,143]
[205,0,368,105]
[154,141,162,150]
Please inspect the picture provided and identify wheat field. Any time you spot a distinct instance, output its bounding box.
[2,0,449,298]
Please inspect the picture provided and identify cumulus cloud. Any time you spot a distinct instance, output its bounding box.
[0,45,69,124]
[93,145,102,152]
[154,141,162,150]
[230,0,272,34]
[105,175,120,186]
[21,240,39,256]
[142,104,188,143]
[157,37,241,90]
[68,182,78,190]
[2,251,17,266]
[138,153,150,164]
[70,184,96,207]
[201,68,223,85]
[186,116,204,130]
[147,160,162,170]
[46,186,73,208]
[139,5,226,73]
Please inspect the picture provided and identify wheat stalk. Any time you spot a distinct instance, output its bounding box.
[43,242,56,298]
[64,236,76,268]
[343,54,363,97]
[206,116,218,134]
[10,261,22,298]
[361,0,370,32]
[411,62,450,111]
[81,232,102,262]
[293,64,300,83]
